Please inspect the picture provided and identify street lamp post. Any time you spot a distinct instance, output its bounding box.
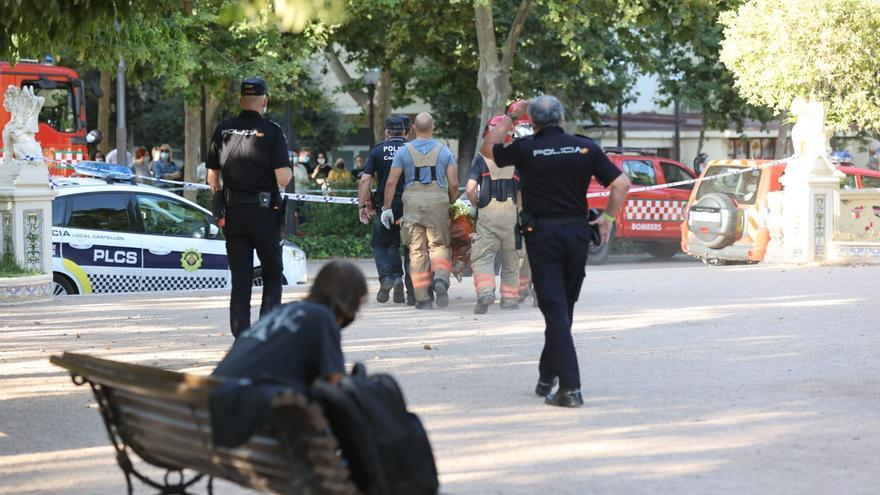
[364,68,380,149]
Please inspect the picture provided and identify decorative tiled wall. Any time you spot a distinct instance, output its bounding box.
[23,209,42,269]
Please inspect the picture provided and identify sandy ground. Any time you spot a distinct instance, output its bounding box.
[1,255,879,494]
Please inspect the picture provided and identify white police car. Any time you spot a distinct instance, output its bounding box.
[50,165,307,295]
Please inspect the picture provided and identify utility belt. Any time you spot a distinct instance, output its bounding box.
[217,189,287,228]
[516,211,600,247]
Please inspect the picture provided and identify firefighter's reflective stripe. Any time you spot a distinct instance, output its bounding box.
[625,200,687,221]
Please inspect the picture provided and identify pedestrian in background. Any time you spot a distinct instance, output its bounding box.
[206,77,292,337]
[382,112,457,310]
[310,151,331,181]
[480,95,630,407]
[328,157,352,183]
[150,143,182,189]
[130,146,152,183]
[352,154,366,180]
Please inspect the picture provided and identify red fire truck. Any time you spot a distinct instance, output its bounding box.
[1,58,97,176]
[587,148,697,263]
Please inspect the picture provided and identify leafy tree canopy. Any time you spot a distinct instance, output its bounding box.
[720,0,880,130]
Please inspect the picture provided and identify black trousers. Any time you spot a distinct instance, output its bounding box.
[525,222,589,389]
[224,203,283,337]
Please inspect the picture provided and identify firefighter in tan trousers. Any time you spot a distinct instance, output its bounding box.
[382,112,458,310]
[466,115,530,314]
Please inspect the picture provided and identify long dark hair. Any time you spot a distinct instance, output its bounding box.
[306,261,367,328]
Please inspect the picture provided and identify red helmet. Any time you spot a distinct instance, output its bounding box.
[483,114,514,144]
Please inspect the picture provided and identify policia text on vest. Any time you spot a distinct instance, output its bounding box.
[206,77,293,338]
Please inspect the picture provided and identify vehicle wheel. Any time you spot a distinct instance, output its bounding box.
[588,223,615,265]
[53,273,77,295]
[646,242,680,259]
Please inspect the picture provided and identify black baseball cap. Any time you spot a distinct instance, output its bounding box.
[385,116,405,131]
[241,77,268,96]
[396,114,411,131]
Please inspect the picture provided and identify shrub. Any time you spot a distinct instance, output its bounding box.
[290,202,371,259]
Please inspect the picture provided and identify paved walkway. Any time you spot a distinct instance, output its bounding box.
[1,257,879,494]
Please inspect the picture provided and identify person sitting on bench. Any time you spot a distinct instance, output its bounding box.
[210,260,368,446]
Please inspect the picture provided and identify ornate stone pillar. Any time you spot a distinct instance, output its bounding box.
[0,85,56,276]
[779,98,841,263]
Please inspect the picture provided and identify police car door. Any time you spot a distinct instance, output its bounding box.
[57,191,144,293]
[133,192,228,292]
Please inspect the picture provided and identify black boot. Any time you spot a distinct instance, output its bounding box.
[415,300,434,310]
[545,387,584,408]
[433,279,449,308]
[474,295,493,315]
[377,278,394,303]
[406,293,416,306]
[392,278,405,304]
[534,376,558,397]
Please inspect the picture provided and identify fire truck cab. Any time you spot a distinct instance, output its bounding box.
[1,58,97,176]
[587,148,697,263]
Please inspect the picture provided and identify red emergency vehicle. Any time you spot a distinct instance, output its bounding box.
[587,148,697,263]
[0,59,92,176]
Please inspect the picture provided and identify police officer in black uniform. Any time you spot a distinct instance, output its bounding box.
[357,116,414,305]
[480,95,631,407]
[206,77,292,337]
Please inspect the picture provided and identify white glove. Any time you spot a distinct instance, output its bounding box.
[380,208,395,229]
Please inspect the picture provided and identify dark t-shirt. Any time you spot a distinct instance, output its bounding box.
[363,137,406,209]
[493,126,621,217]
[467,154,519,207]
[212,301,345,387]
[205,110,290,193]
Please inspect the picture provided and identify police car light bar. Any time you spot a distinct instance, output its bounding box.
[74,161,134,181]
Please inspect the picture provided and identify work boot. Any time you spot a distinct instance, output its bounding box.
[545,387,584,408]
[535,376,558,397]
[415,300,434,310]
[474,295,493,315]
[406,293,416,306]
[377,278,394,303]
[433,279,449,308]
[500,300,519,310]
[392,278,405,304]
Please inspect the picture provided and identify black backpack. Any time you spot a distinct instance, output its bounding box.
[311,365,439,495]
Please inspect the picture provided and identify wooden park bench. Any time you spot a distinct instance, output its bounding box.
[50,352,360,495]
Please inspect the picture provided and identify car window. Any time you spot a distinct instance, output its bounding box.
[861,175,880,189]
[696,166,761,205]
[67,192,132,231]
[622,160,657,186]
[840,174,858,190]
[23,80,77,133]
[660,162,694,189]
[136,194,209,238]
[52,197,66,227]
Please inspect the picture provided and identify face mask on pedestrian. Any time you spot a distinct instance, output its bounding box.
[160,152,169,160]
[317,157,326,165]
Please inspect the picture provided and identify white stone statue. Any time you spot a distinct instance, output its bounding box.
[2,85,44,163]
[788,97,838,178]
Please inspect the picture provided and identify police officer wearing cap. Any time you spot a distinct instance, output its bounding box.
[357,116,413,305]
[480,95,631,407]
[206,77,292,338]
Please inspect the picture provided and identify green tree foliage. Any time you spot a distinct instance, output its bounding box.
[720,0,880,130]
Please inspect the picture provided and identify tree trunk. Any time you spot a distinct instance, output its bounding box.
[98,70,111,155]
[696,113,706,155]
[205,89,222,137]
[324,46,368,107]
[474,0,533,149]
[184,101,200,201]
[374,69,392,145]
[776,117,792,158]
[457,115,479,184]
